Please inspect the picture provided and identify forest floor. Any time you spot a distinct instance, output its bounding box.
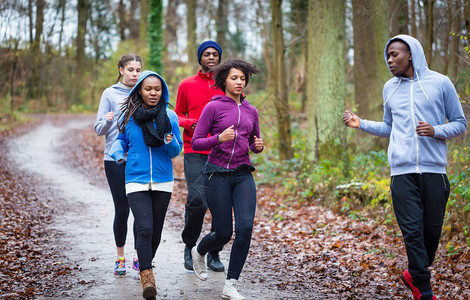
[0,114,469,299]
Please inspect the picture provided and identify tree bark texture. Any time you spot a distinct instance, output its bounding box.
[148,0,163,72]
[464,0,470,51]
[353,0,390,122]
[410,0,418,37]
[424,0,435,67]
[442,0,453,75]
[139,0,149,43]
[75,0,88,104]
[307,0,346,161]
[32,0,45,95]
[186,0,197,72]
[118,0,127,41]
[216,0,228,54]
[450,0,461,78]
[271,0,293,161]
[389,0,409,36]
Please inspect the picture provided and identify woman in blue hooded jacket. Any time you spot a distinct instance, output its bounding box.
[343,35,467,300]
[110,70,182,299]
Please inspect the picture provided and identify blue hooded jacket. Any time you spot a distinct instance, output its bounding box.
[358,34,467,176]
[109,70,183,184]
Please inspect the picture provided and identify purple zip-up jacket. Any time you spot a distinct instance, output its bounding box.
[191,95,263,169]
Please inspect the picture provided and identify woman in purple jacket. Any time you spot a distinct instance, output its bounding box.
[190,59,264,300]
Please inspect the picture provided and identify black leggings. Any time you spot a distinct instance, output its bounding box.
[197,169,256,280]
[104,161,136,249]
[128,190,171,271]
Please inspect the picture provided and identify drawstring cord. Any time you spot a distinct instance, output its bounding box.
[383,78,401,107]
[415,71,430,101]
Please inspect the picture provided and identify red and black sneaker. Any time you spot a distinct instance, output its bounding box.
[400,269,437,300]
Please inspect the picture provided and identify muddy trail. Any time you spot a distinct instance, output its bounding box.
[3,115,319,299]
[2,114,469,299]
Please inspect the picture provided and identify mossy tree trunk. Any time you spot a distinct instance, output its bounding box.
[271,0,293,161]
[352,0,389,122]
[186,0,197,72]
[307,0,346,161]
[149,0,163,72]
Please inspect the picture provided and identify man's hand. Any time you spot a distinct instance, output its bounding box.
[343,110,360,128]
[416,121,435,137]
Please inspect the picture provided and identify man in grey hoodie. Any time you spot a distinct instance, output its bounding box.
[343,34,467,300]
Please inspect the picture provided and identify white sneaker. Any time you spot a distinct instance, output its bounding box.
[191,246,208,281]
[221,279,245,300]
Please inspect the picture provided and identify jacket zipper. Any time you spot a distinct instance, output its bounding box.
[227,104,241,169]
[409,79,420,173]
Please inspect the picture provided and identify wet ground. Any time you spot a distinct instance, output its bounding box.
[5,115,314,299]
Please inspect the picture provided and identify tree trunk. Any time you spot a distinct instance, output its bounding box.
[257,0,273,90]
[28,0,33,45]
[272,0,293,161]
[139,0,149,43]
[424,0,435,67]
[353,0,389,123]
[128,0,140,39]
[450,0,461,79]
[58,0,66,55]
[216,0,228,54]
[307,0,346,161]
[148,0,163,72]
[75,0,88,104]
[163,0,179,72]
[442,0,453,75]
[290,0,308,113]
[186,0,197,72]
[410,0,418,37]
[389,0,409,36]
[118,0,127,41]
[464,0,470,50]
[32,0,45,99]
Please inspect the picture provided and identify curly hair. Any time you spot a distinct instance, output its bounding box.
[211,59,261,95]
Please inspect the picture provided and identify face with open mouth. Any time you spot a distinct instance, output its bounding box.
[200,47,220,72]
[386,40,413,78]
[140,76,163,109]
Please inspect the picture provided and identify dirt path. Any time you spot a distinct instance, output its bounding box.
[6,116,308,299]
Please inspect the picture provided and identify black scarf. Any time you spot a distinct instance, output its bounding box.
[132,101,172,147]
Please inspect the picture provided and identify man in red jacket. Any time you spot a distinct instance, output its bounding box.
[175,40,225,272]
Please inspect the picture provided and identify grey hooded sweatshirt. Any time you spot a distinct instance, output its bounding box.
[94,82,131,161]
[358,34,467,176]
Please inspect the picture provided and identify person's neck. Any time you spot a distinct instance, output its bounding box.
[226,93,241,104]
[121,81,134,88]
[200,68,211,74]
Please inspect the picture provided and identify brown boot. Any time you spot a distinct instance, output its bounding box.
[139,269,157,299]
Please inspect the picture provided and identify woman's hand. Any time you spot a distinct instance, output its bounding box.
[254,136,264,151]
[218,125,235,143]
[105,111,114,121]
[166,133,174,143]
[343,110,360,128]
[416,121,435,137]
[190,122,197,131]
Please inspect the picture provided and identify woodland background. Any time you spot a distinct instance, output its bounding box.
[1,0,469,260]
